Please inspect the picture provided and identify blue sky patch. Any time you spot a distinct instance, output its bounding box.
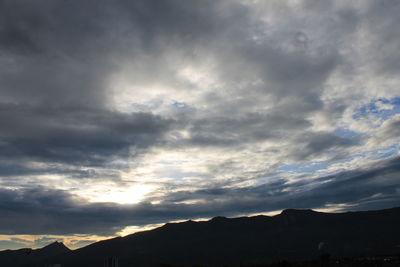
[333,128,360,138]
[353,97,400,120]
[374,144,399,159]
[172,101,188,109]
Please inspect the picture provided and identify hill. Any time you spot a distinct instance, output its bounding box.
[0,241,70,266]
[3,207,400,266]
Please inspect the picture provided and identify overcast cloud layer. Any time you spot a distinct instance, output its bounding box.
[1,0,400,249]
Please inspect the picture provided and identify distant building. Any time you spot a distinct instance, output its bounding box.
[104,256,119,267]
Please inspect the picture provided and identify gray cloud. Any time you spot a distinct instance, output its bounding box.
[0,156,399,235]
[0,0,400,240]
[363,0,400,76]
[0,0,353,163]
[291,131,362,160]
[0,103,172,168]
[183,113,312,147]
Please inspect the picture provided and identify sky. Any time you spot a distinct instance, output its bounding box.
[0,0,400,250]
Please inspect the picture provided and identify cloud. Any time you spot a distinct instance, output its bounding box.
[0,0,400,241]
[0,156,399,236]
[0,103,173,168]
[291,131,362,160]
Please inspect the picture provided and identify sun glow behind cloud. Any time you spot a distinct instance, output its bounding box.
[87,184,156,205]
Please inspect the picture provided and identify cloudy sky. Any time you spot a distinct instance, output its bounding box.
[1,0,400,250]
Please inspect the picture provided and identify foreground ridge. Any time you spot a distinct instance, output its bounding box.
[1,207,400,267]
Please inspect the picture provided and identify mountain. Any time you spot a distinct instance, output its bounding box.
[4,207,400,266]
[0,241,70,266]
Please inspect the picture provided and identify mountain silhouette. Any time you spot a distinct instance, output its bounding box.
[0,241,70,266]
[3,207,400,266]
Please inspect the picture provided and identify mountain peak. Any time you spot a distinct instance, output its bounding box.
[41,241,70,252]
[280,208,317,215]
[2,207,400,266]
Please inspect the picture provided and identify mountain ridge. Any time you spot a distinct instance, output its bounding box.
[3,206,400,266]
[0,240,70,266]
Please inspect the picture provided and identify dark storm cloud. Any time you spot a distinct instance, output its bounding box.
[0,0,243,58]
[0,0,350,163]
[0,0,250,172]
[0,0,394,163]
[240,40,340,101]
[153,156,400,215]
[0,103,172,167]
[291,131,362,160]
[182,113,312,148]
[0,161,118,180]
[0,0,116,107]
[363,0,400,75]
[0,157,399,235]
